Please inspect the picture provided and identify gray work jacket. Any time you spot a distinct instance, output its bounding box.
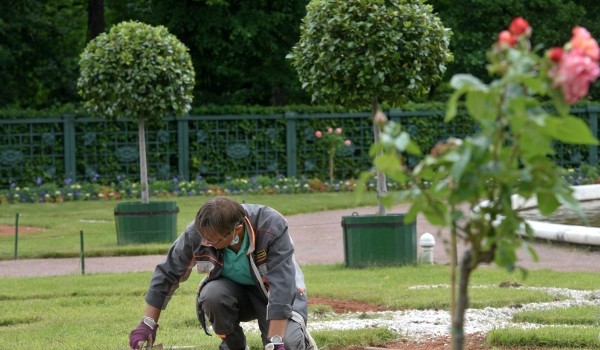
[144,203,309,330]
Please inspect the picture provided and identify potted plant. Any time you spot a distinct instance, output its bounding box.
[372,18,600,349]
[77,21,195,244]
[287,0,452,266]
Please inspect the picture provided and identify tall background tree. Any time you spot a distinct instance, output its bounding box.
[0,0,86,108]
[1,0,600,110]
[106,0,310,106]
[87,0,104,40]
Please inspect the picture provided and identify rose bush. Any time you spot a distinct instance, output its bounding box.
[371,17,600,350]
[315,127,352,185]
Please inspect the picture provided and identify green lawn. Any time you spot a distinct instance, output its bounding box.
[2,265,600,349]
[0,192,380,259]
[2,193,600,349]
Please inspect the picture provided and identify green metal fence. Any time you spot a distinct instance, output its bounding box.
[1,106,599,189]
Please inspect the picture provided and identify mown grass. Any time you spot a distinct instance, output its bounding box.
[513,305,600,326]
[2,193,600,349]
[2,265,600,349]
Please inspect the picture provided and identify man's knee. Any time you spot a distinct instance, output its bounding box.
[284,321,306,350]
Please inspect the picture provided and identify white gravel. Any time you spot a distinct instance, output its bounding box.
[240,285,600,342]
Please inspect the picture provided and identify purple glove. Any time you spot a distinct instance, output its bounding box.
[129,321,158,349]
[265,342,285,350]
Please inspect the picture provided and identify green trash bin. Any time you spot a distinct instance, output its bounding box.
[114,201,179,244]
[341,213,416,267]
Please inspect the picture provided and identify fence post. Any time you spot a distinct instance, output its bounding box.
[13,213,19,260]
[63,114,76,181]
[80,230,85,275]
[588,105,599,167]
[285,112,298,178]
[177,117,190,181]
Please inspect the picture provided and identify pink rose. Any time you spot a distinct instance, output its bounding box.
[344,140,351,147]
[509,17,530,37]
[335,128,342,134]
[549,50,600,104]
[498,30,516,47]
[315,130,322,138]
[327,127,333,134]
[570,26,600,61]
[373,110,388,125]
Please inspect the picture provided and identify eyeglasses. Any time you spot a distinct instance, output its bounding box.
[202,221,243,246]
[204,230,234,246]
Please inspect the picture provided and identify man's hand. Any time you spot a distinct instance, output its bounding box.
[264,343,285,350]
[129,320,158,349]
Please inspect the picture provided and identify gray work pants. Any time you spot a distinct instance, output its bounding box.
[198,278,306,350]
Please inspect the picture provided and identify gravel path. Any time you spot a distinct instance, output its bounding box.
[241,286,600,341]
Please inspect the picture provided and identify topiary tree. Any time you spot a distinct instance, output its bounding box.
[287,0,453,214]
[77,20,195,203]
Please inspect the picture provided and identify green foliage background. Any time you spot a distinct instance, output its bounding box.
[1,0,599,109]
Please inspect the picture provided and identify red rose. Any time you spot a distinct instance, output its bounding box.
[548,47,564,63]
[509,17,529,37]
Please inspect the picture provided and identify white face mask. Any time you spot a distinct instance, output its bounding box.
[229,234,240,246]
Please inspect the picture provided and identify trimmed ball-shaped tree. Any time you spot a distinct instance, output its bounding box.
[77,20,195,203]
[287,0,452,214]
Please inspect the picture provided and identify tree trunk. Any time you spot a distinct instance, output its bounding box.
[328,149,334,185]
[138,118,149,204]
[449,218,459,339]
[451,240,496,350]
[372,97,387,215]
[87,0,104,41]
[451,249,473,350]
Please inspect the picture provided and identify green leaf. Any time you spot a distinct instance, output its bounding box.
[450,145,471,180]
[445,90,460,122]
[465,91,497,122]
[520,75,545,94]
[542,115,599,145]
[393,132,411,152]
[404,201,422,224]
[406,141,422,156]
[536,191,560,215]
[422,200,447,226]
[450,74,488,91]
[494,239,518,272]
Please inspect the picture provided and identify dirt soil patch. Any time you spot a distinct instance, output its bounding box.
[0,225,45,236]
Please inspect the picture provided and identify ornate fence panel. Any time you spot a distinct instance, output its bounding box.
[186,114,288,183]
[0,106,598,189]
[72,117,179,183]
[0,118,66,186]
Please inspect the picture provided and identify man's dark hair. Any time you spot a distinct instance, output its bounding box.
[195,197,245,235]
